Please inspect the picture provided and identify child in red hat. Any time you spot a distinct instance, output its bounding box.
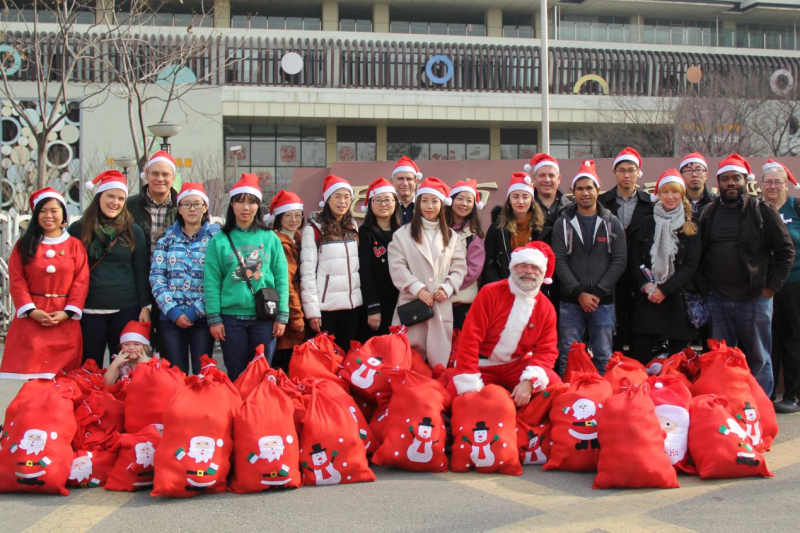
[104,321,155,385]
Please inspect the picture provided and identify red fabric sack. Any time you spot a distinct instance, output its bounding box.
[371,377,450,472]
[151,357,241,498]
[233,344,271,402]
[315,379,379,453]
[73,391,125,451]
[604,353,648,392]
[3,378,76,426]
[0,380,79,495]
[516,382,568,466]
[563,342,599,383]
[104,425,161,492]
[279,375,317,434]
[124,358,186,434]
[593,380,679,489]
[289,334,350,394]
[67,449,118,489]
[689,394,772,479]
[368,369,445,443]
[451,384,522,475]
[646,375,696,474]
[299,387,375,486]
[230,374,301,493]
[62,360,107,402]
[645,351,696,390]
[339,343,392,402]
[691,341,776,451]
[410,349,434,377]
[544,372,613,473]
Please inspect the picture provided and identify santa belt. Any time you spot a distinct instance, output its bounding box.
[30,293,69,298]
[187,469,210,476]
[137,471,154,477]
[17,461,39,466]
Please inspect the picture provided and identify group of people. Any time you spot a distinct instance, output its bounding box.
[2,148,799,414]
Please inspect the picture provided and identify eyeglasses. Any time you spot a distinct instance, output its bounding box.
[762,180,786,187]
[179,202,205,210]
[371,197,396,205]
[282,213,303,220]
[615,168,638,176]
[681,168,706,175]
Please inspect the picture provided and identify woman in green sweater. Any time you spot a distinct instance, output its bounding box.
[204,174,289,380]
[68,170,151,367]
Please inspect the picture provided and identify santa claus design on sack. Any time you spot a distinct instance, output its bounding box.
[462,421,500,467]
[129,441,156,487]
[742,402,762,447]
[719,419,760,467]
[10,429,56,486]
[566,399,600,450]
[69,452,101,488]
[407,417,438,463]
[522,429,547,465]
[302,443,341,486]
[175,436,223,491]
[350,356,383,390]
[248,435,293,487]
[655,404,690,465]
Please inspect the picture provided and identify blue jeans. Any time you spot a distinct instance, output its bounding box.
[557,303,615,376]
[219,316,276,381]
[707,294,774,397]
[159,318,215,376]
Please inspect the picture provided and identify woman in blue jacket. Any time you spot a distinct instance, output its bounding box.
[150,183,220,374]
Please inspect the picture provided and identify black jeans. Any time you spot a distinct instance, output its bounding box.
[159,318,215,375]
[772,280,800,401]
[321,307,362,353]
[81,307,142,368]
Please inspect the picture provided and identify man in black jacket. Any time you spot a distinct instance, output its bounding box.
[696,154,795,397]
[679,152,717,217]
[598,147,653,356]
[552,160,627,375]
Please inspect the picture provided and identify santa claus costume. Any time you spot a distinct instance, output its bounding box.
[451,241,560,397]
[0,188,89,380]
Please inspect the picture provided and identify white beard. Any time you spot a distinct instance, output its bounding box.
[69,461,93,482]
[663,428,688,464]
[187,447,214,463]
[19,440,46,456]
[136,454,154,468]
[259,446,284,462]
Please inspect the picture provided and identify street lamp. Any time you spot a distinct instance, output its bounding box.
[541,0,550,154]
[229,145,243,186]
[113,156,138,194]
[148,122,183,153]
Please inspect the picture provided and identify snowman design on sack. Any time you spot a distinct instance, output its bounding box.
[407,417,438,463]
[350,356,383,389]
[303,443,341,486]
[462,421,500,468]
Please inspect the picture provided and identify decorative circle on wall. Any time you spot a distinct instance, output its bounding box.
[426,55,454,85]
[1,145,11,156]
[45,140,73,169]
[59,124,80,144]
[10,146,30,165]
[0,158,11,169]
[280,52,304,75]
[0,44,22,77]
[1,107,11,117]
[157,65,198,86]
[572,74,609,95]
[770,69,794,96]
[686,65,703,84]
[1,116,22,145]
[23,108,40,126]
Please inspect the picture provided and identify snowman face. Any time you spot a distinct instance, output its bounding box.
[367,357,382,367]
[474,429,488,444]
[572,399,596,420]
[744,409,757,422]
[311,451,328,466]
[418,425,432,439]
[528,435,539,447]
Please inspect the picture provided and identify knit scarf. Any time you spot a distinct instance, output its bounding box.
[88,223,120,261]
[510,213,533,250]
[650,203,685,284]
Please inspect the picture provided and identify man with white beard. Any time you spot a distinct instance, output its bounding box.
[450,241,561,406]
[175,436,223,491]
[9,429,54,486]
[248,435,293,487]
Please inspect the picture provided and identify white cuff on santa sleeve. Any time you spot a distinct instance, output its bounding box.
[65,305,83,320]
[453,372,484,395]
[520,365,549,391]
[16,303,35,318]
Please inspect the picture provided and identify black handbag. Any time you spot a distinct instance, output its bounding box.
[396,299,434,326]
[226,233,280,321]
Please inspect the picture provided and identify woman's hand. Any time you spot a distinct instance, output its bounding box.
[44,311,69,326]
[210,323,226,341]
[367,313,381,331]
[648,288,666,304]
[175,314,193,329]
[139,307,151,323]
[290,322,305,334]
[28,309,47,325]
[273,322,286,338]
[308,317,322,333]
[433,288,448,303]
[417,288,434,307]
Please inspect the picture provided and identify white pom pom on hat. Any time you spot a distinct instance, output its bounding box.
[523,163,532,172]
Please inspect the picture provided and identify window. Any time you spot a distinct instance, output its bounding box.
[336,126,376,161]
[231,15,321,31]
[500,129,537,160]
[550,130,596,159]
[387,127,489,161]
[391,21,486,37]
[340,19,372,32]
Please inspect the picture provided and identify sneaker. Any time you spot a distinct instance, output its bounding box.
[774,397,800,414]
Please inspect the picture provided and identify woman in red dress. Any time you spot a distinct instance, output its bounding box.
[0,188,89,379]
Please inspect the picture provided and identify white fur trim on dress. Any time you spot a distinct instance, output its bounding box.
[453,373,484,395]
[520,365,549,391]
[508,247,548,273]
[64,305,83,320]
[489,278,536,362]
[16,303,35,318]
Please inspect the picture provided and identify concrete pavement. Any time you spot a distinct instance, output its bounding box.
[1,344,800,533]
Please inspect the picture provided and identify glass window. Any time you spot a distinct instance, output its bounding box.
[286,17,303,30]
[340,19,356,32]
[355,20,372,32]
[467,144,489,160]
[430,143,449,160]
[302,142,326,166]
[390,21,410,33]
[250,140,276,166]
[500,145,518,160]
[268,17,285,30]
[305,19,321,31]
[276,142,301,166]
[387,143,411,161]
[336,142,357,162]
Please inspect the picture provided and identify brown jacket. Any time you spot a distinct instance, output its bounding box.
[277,230,306,350]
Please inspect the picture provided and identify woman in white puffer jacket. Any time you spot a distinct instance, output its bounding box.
[300,174,363,350]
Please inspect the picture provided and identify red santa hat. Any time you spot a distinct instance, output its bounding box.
[119,321,151,346]
[176,182,209,206]
[319,174,354,208]
[650,169,685,202]
[140,150,177,180]
[717,153,755,181]
[29,187,66,211]
[507,172,534,198]
[679,152,708,172]
[614,147,643,178]
[266,190,304,222]
[508,241,555,285]
[571,159,601,189]
[85,170,128,196]
[524,153,559,175]
[647,375,691,429]
[762,158,800,189]
[230,173,263,201]
[449,179,484,210]
[392,156,423,180]
[416,177,452,206]
[361,177,397,212]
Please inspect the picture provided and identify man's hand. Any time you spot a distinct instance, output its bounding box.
[648,288,666,303]
[273,322,286,338]
[578,293,599,313]
[139,307,151,323]
[761,288,776,299]
[511,380,533,407]
[210,323,226,341]
[367,313,381,331]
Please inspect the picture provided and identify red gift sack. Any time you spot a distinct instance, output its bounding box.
[104,426,162,492]
[544,372,613,473]
[689,394,772,479]
[233,344,271,402]
[563,342,599,383]
[593,380,679,489]
[451,384,522,475]
[299,387,375,486]
[516,383,568,466]
[340,343,392,402]
[151,357,241,498]
[289,334,350,394]
[62,360,107,402]
[2,377,77,426]
[647,375,696,474]
[124,358,186,434]
[230,375,301,493]
[73,391,125,451]
[316,379,379,453]
[67,449,118,489]
[371,377,450,472]
[691,341,776,451]
[645,353,694,390]
[0,380,79,495]
[604,353,648,392]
